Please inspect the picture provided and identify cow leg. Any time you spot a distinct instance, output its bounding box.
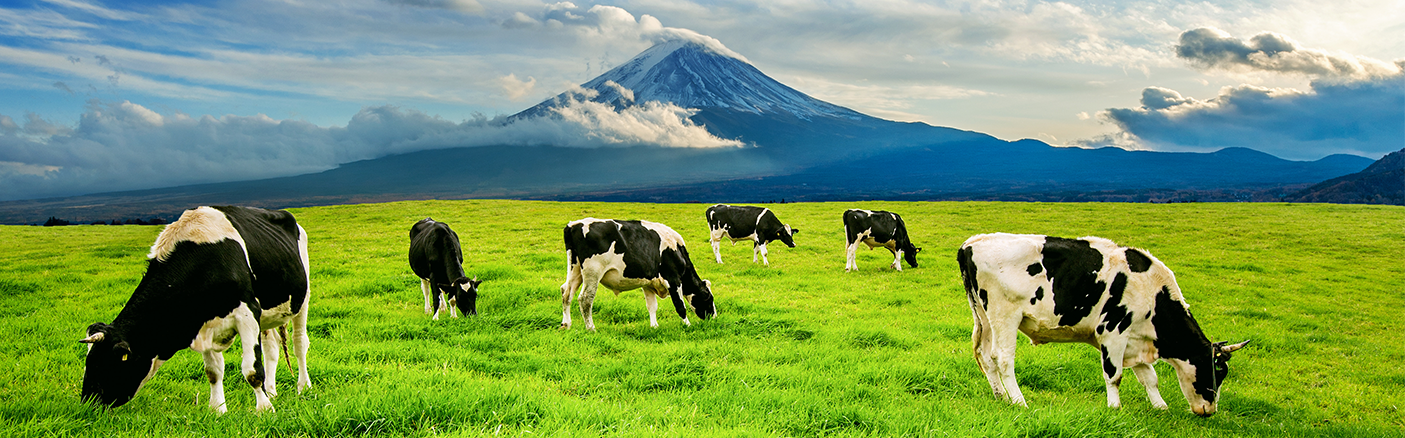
[890,249,904,271]
[287,304,312,394]
[421,279,433,314]
[989,311,1027,407]
[202,350,228,414]
[448,293,458,318]
[845,241,858,271]
[431,288,443,321]
[560,254,582,329]
[576,264,605,332]
[1100,342,1128,408]
[755,241,770,265]
[970,306,1005,401]
[645,289,660,328]
[1131,363,1168,409]
[234,306,274,412]
[579,281,601,332]
[710,232,723,264]
[259,329,280,399]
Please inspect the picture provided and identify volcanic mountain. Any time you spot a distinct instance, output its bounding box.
[512,39,985,166]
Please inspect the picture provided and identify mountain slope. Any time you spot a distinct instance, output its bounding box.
[1288,148,1404,205]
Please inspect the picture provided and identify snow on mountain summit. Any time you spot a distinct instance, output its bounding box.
[518,39,867,121]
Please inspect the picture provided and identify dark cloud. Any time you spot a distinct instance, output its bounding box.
[1102,65,1404,160]
[1092,29,1405,160]
[1175,27,1399,80]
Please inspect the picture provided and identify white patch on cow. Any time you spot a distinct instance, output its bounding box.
[641,220,686,252]
[568,217,612,239]
[135,357,166,394]
[1166,358,1216,416]
[147,207,250,271]
[191,305,250,353]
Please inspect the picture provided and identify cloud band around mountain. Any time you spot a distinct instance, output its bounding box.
[0,92,742,201]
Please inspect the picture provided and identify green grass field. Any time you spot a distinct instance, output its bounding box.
[1,200,1401,437]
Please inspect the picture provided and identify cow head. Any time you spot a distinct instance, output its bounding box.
[1171,339,1250,417]
[449,277,482,316]
[776,225,799,248]
[80,322,159,408]
[903,244,922,268]
[690,279,717,320]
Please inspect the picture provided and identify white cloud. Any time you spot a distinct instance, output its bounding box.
[1175,27,1402,81]
[0,91,741,200]
[498,73,537,101]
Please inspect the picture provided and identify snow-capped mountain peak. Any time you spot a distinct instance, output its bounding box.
[516,39,867,122]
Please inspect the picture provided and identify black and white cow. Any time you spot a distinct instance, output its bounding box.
[705,204,799,265]
[80,206,312,413]
[409,218,483,320]
[843,209,921,271]
[957,233,1249,416]
[560,218,716,331]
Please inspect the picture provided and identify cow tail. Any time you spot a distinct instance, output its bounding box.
[279,325,293,376]
[957,246,987,363]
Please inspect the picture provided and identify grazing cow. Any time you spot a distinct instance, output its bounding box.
[80,206,312,413]
[705,204,799,265]
[409,218,483,320]
[843,209,921,271]
[957,233,1249,416]
[560,218,716,331]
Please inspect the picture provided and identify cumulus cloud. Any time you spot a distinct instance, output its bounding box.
[1099,65,1404,160]
[509,2,749,63]
[1175,27,1402,80]
[1087,29,1405,160]
[0,93,741,200]
[498,73,536,101]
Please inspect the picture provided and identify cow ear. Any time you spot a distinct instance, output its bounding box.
[791,228,800,235]
[114,341,131,361]
[1220,339,1250,354]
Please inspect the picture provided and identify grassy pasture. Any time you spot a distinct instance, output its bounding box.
[0,200,1401,437]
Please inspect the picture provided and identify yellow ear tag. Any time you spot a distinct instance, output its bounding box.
[121,354,128,361]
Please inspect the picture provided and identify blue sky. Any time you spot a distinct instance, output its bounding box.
[0,0,1401,200]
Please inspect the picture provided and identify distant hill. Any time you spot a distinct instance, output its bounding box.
[1287,148,1404,205]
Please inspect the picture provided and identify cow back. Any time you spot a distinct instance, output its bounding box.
[409,218,466,285]
[213,206,308,313]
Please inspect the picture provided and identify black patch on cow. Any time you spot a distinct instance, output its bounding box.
[1031,286,1045,306]
[1126,249,1153,273]
[979,289,988,310]
[957,246,983,312]
[1151,286,1219,403]
[844,209,919,268]
[1100,273,1132,334]
[1100,345,1117,379]
[1027,263,1043,276]
[213,206,308,314]
[1040,237,1107,326]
